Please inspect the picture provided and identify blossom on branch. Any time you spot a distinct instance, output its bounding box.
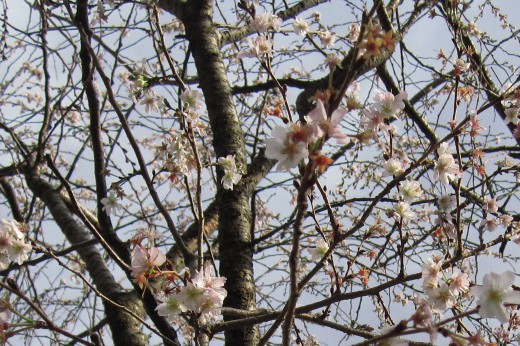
[218,155,242,190]
[130,245,166,279]
[471,271,520,323]
[293,18,310,36]
[265,124,311,170]
[100,190,122,216]
[306,100,350,145]
[434,143,460,184]
[0,220,32,268]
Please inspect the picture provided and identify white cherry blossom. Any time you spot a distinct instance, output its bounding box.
[471,271,520,323]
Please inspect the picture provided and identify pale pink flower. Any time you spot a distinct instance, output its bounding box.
[480,217,500,232]
[180,89,204,111]
[437,142,452,156]
[265,124,310,170]
[422,258,442,287]
[471,271,520,323]
[427,281,455,311]
[500,214,513,227]
[434,153,459,184]
[505,107,519,125]
[178,263,227,319]
[249,12,281,32]
[411,297,434,327]
[449,271,470,295]
[372,90,407,119]
[0,220,32,266]
[360,108,392,135]
[218,154,238,171]
[399,180,423,203]
[483,198,498,214]
[218,155,242,190]
[156,293,185,322]
[306,100,350,144]
[239,35,274,59]
[324,54,341,70]
[221,170,242,190]
[7,240,32,265]
[318,30,335,48]
[139,91,162,113]
[453,58,470,75]
[293,18,310,36]
[347,23,360,42]
[393,202,415,223]
[130,245,166,278]
[453,59,471,75]
[177,282,206,313]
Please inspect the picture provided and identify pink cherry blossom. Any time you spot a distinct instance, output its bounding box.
[249,12,281,33]
[372,90,407,118]
[306,100,350,144]
[130,245,166,278]
[482,198,498,214]
[449,271,470,296]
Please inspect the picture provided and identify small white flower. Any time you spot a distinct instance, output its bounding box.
[471,271,520,323]
[383,158,404,176]
[180,89,204,111]
[317,30,335,48]
[218,155,242,190]
[399,180,423,203]
[427,281,455,311]
[265,125,310,171]
[308,238,329,261]
[156,294,185,322]
[393,202,415,223]
[293,18,310,35]
[100,191,122,216]
[372,90,407,119]
[218,155,238,172]
[434,153,459,185]
[221,170,242,190]
[505,107,519,125]
[249,12,281,32]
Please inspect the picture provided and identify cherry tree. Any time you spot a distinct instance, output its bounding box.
[0,0,520,345]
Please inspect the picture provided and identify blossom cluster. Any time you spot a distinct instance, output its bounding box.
[264,99,350,170]
[360,89,407,137]
[0,220,32,270]
[130,244,227,324]
[420,255,520,327]
[422,258,470,312]
[156,263,227,324]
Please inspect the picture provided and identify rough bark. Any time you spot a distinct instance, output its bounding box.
[177,1,259,344]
